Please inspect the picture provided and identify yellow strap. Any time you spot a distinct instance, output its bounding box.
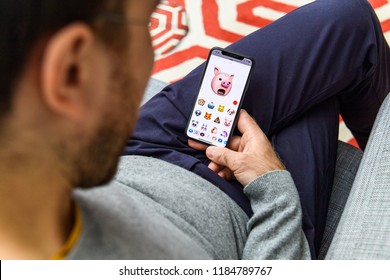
[51,205,82,260]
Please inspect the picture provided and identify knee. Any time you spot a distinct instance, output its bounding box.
[313,0,375,31]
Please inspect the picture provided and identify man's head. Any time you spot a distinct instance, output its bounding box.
[0,0,159,188]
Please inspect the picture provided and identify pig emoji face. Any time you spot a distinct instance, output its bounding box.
[211,67,234,96]
[224,118,233,127]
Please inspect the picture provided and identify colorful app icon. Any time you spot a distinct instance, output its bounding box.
[200,132,205,137]
[211,127,218,134]
[224,118,233,127]
[204,112,212,120]
[198,99,206,106]
[212,136,217,141]
[227,108,235,116]
[214,117,221,124]
[218,139,223,143]
[220,131,228,138]
[208,102,215,109]
[195,110,201,116]
[218,105,225,112]
[188,129,194,133]
[191,120,199,127]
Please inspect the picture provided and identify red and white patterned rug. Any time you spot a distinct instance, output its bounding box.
[150,0,390,147]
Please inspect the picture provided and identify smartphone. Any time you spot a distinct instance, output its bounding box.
[186,47,254,147]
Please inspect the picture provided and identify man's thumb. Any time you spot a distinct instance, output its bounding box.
[206,146,234,167]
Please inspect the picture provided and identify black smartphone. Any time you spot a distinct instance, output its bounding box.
[186,47,254,147]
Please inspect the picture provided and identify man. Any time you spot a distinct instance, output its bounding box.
[0,0,309,259]
[0,0,156,258]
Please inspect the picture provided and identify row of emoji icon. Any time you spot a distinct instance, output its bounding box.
[192,114,233,127]
[190,121,229,136]
[187,128,229,145]
[197,99,236,115]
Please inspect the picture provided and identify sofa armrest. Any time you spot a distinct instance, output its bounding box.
[318,141,363,259]
[142,78,168,105]
[326,93,390,259]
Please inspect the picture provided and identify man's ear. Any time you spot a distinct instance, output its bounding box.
[40,24,94,121]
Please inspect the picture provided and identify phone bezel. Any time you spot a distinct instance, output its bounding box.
[185,47,255,147]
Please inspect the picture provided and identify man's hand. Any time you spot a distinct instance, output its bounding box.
[189,110,285,186]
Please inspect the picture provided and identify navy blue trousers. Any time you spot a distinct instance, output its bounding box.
[124,0,390,258]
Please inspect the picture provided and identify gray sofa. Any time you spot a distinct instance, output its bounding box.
[144,78,390,259]
[324,92,390,259]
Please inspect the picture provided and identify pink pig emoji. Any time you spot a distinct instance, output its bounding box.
[211,67,234,96]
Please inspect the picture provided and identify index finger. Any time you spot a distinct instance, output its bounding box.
[188,139,209,151]
[236,109,263,136]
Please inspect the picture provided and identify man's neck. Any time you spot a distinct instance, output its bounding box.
[0,150,75,259]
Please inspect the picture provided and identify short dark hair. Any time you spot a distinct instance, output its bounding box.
[0,0,123,119]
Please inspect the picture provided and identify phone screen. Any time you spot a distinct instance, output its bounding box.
[186,47,254,147]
